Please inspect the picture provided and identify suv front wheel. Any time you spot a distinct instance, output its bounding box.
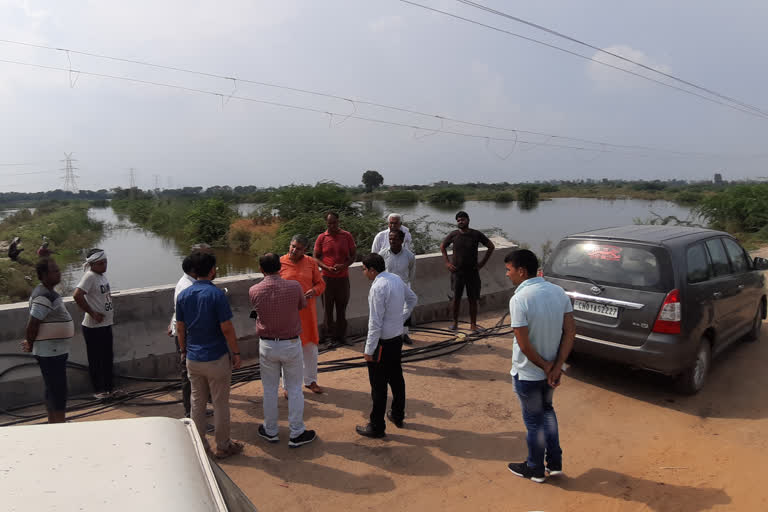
[676,338,711,394]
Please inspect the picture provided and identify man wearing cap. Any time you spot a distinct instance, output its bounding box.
[371,213,413,254]
[73,248,115,399]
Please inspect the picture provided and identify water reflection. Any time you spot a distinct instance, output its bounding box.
[62,208,259,294]
[58,199,695,292]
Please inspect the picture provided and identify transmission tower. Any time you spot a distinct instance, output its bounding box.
[128,168,137,189]
[60,152,79,192]
[153,174,160,191]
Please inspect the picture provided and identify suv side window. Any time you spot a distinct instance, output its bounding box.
[722,237,750,274]
[705,238,731,277]
[687,243,710,283]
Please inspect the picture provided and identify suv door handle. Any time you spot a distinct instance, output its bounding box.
[738,284,745,289]
[713,291,723,298]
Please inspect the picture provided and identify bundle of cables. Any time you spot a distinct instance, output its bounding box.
[0,315,511,427]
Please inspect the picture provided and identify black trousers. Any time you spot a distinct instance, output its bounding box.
[322,276,350,342]
[36,354,68,411]
[82,325,114,393]
[367,336,405,432]
[175,337,192,416]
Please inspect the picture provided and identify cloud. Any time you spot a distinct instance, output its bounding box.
[587,44,671,91]
[369,15,405,45]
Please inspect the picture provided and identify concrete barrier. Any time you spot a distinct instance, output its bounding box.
[0,243,516,408]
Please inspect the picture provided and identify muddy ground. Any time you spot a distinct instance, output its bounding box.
[53,309,767,512]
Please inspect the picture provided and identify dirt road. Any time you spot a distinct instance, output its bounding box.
[82,311,767,511]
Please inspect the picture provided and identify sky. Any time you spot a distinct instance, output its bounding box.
[1,0,767,192]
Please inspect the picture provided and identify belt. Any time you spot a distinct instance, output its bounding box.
[260,336,299,342]
[380,335,403,344]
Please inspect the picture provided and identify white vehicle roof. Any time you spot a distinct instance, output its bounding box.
[2,417,229,511]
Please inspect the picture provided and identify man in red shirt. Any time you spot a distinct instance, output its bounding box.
[249,253,317,448]
[313,211,356,346]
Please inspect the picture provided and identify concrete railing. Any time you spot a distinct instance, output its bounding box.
[0,243,516,408]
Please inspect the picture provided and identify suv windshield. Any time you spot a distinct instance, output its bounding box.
[548,240,674,292]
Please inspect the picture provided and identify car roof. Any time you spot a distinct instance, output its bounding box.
[565,225,728,246]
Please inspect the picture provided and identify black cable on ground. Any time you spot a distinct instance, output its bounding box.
[0,317,513,427]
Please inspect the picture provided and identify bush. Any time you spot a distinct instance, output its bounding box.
[516,186,540,203]
[697,184,768,233]
[493,191,515,203]
[427,188,465,204]
[185,199,237,245]
[384,190,419,204]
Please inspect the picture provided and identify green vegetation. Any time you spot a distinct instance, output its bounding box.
[516,185,540,204]
[362,170,384,193]
[695,184,768,247]
[427,188,465,204]
[382,190,420,204]
[0,202,104,303]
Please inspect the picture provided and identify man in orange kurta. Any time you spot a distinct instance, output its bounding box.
[280,235,326,393]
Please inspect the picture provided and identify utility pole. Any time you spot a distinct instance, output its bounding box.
[60,152,79,193]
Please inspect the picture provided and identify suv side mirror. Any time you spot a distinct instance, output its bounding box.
[754,257,768,270]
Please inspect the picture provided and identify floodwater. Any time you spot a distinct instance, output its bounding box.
[61,208,259,293]
[59,199,694,292]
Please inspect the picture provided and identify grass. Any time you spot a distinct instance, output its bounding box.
[0,202,104,303]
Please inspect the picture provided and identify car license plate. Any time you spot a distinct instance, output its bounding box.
[573,300,619,318]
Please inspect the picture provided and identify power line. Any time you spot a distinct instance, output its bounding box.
[398,0,768,121]
[0,38,756,157]
[453,0,768,118]
[0,56,627,155]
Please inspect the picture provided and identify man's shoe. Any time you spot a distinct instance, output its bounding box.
[355,424,385,438]
[546,462,563,476]
[258,424,279,443]
[508,462,546,483]
[402,334,413,345]
[289,429,317,448]
[386,410,404,428]
[305,382,324,394]
[206,424,215,434]
[205,408,214,417]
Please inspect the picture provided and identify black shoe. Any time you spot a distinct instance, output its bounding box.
[402,334,413,345]
[546,462,563,476]
[386,410,404,428]
[507,462,545,483]
[289,429,317,448]
[258,424,279,443]
[205,408,214,417]
[356,424,385,438]
[206,424,215,434]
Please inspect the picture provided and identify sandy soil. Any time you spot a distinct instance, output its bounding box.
[62,308,768,512]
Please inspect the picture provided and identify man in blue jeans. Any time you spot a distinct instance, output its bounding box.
[504,249,575,483]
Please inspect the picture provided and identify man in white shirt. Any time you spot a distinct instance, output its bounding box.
[73,248,115,399]
[168,255,195,417]
[379,229,416,345]
[356,253,417,438]
[371,213,413,254]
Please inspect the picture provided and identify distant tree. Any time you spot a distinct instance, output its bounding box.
[362,170,384,193]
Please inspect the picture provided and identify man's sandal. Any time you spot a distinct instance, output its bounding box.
[214,440,244,459]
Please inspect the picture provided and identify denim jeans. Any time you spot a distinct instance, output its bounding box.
[260,338,306,439]
[513,375,562,470]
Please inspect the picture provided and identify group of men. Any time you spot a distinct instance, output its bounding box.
[21,208,576,482]
[22,249,116,425]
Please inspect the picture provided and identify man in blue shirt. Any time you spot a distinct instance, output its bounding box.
[504,249,575,483]
[176,251,243,459]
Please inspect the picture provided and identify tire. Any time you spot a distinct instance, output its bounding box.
[676,339,711,394]
[745,303,763,342]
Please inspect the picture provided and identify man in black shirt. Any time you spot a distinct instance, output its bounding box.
[440,211,495,331]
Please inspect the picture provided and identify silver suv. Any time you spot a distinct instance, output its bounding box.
[544,225,767,393]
